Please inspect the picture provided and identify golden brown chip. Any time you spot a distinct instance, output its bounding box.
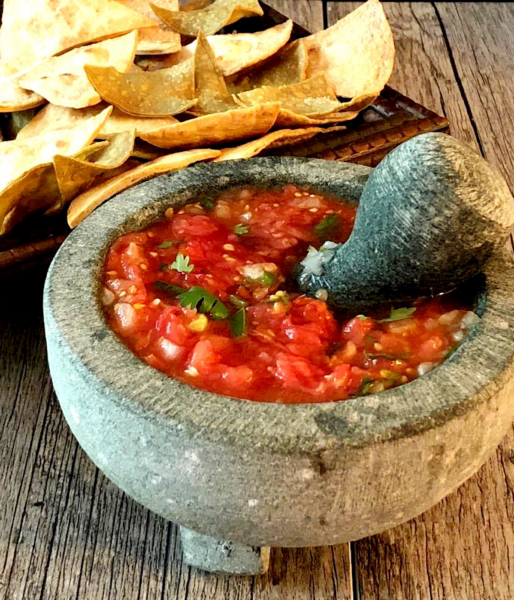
[54,130,136,205]
[85,62,197,117]
[214,127,328,161]
[139,102,280,149]
[17,33,139,109]
[150,0,263,36]
[228,39,307,93]
[302,0,395,98]
[236,74,349,117]
[68,148,221,227]
[274,108,360,128]
[179,20,292,76]
[16,103,179,140]
[117,0,182,55]
[192,32,238,115]
[0,107,111,234]
[0,0,155,72]
[0,64,45,113]
[131,140,169,160]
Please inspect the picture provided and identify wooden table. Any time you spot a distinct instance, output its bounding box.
[1,2,514,598]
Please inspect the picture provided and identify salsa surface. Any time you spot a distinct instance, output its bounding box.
[102,185,477,403]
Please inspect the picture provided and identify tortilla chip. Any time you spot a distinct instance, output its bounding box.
[16,103,179,141]
[0,64,45,113]
[85,61,197,117]
[274,108,360,128]
[0,0,155,72]
[228,39,307,93]
[54,130,136,205]
[237,74,357,117]
[214,127,329,161]
[17,33,139,109]
[68,148,221,227]
[117,0,182,55]
[0,107,112,234]
[302,0,395,98]
[139,102,280,149]
[178,20,292,76]
[150,0,264,36]
[192,32,238,115]
[131,140,169,159]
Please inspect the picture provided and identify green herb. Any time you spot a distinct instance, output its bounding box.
[158,263,168,272]
[313,214,340,239]
[378,307,416,323]
[356,377,375,396]
[229,295,248,309]
[178,286,229,320]
[157,240,179,249]
[234,223,249,235]
[199,195,216,211]
[230,308,247,337]
[170,253,194,274]
[259,271,276,286]
[379,369,401,381]
[365,351,411,360]
[153,281,185,297]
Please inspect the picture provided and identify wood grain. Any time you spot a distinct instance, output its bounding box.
[326,3,514,599]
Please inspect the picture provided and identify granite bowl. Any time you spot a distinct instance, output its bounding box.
[43,157,514,575]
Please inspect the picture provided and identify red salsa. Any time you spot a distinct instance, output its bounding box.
[102,185,478,403]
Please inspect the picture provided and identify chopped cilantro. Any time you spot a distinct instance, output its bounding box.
[157,240,179,249]
[259,271,276,286]
[356,377,375,396]
[378,307,416,323]
[313,214,340,239]
[230,308,247,337]
[153,281,185,297]
[199,195,216,211]
[170,253,194,274]
[365,351,411,360]
[234,223,249,235]
[178,286,229,320]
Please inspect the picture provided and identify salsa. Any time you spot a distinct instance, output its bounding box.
[102,185,478,403]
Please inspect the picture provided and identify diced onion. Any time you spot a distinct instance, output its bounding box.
[461,311,480,329]
[417,362,435,376]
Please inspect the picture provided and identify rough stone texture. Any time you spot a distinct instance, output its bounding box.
[298,133,514,310]
[43,157,514,573]
[180,527,270,575]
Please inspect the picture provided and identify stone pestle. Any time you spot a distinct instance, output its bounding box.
[297,133,514,311]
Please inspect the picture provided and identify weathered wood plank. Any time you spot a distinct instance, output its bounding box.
[327,3,514,599]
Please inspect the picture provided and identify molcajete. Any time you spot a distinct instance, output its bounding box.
[43,157,514,574]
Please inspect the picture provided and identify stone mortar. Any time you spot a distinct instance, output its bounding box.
[43,157,514,574]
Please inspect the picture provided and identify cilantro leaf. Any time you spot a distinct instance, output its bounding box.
[153,281,185,297]
[157,240,180,249]
[365,351,411,360]
[378,307,416,323]
[259,271,276,286]
[355,377,375,396]
[230,308,247,337]
[199,195,216,211]
[170,253,194,274]
[178,286,229,320]
[234,223,249,235]
[313,214,340,239]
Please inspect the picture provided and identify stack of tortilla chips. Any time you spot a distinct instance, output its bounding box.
[0,0,394,232]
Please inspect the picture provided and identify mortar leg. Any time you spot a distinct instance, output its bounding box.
[180,526,270,575]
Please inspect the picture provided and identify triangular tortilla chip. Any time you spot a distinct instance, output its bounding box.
[179,20,292,76]
[131,140,169,160]
[236,74,351,117]
[139,102,280,149]
[274,108,359,128]
[228,39,307,93]
[0,0,155,72]
[192,32,238,115]
[68,148,221,227]
[214,127,330,161]
[302,0,395,98]
[117,0,182,55]
[0,64,45,113]
[18,32,139,109]
[0,107,112,234]
[85,62,197,117]
[16,103,179,140]
[54,130,136,204]
[150,0,264,36]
